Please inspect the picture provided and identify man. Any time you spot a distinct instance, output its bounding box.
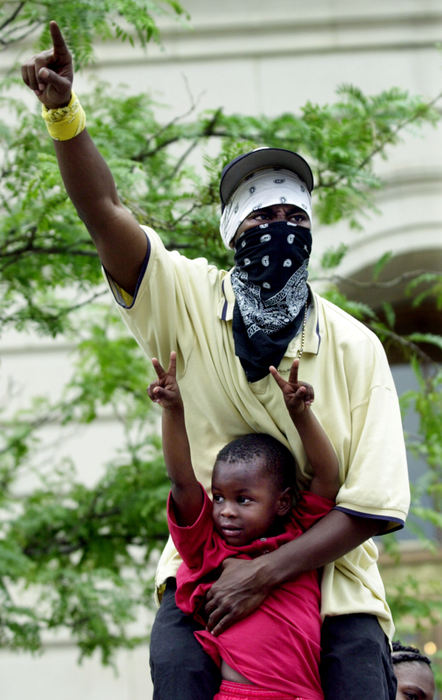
[22,22,409,699]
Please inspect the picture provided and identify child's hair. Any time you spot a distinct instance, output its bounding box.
[392,641,432,668]
[215,433,298,497]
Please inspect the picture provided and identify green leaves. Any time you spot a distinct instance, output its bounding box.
[1,1,186,67]
[388,575,442,634]
[320,244,348,270]
[406,272,442,308]
[1,0,441,669]
[1,406,169,660]
[3,79,439,338]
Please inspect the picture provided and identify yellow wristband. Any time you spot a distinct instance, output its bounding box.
[42,90,86,141]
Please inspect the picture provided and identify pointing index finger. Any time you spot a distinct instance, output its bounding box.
[49,21,70,59]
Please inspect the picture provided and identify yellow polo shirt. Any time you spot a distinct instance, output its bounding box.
[106,226,410,639]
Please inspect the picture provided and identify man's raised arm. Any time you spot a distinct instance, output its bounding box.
[21,21,147,295]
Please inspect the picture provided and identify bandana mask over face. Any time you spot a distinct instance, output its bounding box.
[231,220,312,382]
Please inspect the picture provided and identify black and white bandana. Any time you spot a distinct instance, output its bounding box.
[231,221,312,382]
[220,168,312,248]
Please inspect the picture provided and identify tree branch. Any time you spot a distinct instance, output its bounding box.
[317,92,442,190]
[0,2,25,34]
[367,323,434,364]
[313,269,439,290]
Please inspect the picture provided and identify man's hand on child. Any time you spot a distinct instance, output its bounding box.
[147,351,182,409]
[205,558,271,636]
[269,359,314,415]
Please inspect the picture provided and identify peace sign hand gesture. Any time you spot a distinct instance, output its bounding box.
[269,359,314,418]
[147,352,183,411]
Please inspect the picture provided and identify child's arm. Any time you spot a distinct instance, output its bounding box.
[269,360,340,501]
[148,352,203,526]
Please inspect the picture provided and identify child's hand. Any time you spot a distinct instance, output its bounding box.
[147,351,182,410]
[269,359,314,416]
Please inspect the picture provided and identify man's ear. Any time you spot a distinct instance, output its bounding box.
[277,487,293,517]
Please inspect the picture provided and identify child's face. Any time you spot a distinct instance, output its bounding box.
[395,662,435,700]
[211,457,288,546]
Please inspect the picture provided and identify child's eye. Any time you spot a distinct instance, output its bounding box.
[238,496,252,504]
[213,494,224,503]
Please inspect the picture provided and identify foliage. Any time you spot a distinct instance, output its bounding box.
[0,0,187,67]
[0,0,441,670]
[2,80,440,334]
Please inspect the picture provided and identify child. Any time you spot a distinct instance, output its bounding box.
[148,352,340,700]
[392,641,435,700]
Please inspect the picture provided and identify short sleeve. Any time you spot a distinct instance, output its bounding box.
[167,487,214,570]
[293,491,335,531]
[335,374,409,531]
[103,225,224,373]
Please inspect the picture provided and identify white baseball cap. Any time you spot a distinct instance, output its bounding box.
[219,147,314,211]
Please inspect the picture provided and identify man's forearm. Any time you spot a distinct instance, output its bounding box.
[54,130,120,232]
[204,509,388,635]
[259,509,387,589]
[54,130,148,293]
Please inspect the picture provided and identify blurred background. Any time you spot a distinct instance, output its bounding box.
[0,1,441,698]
